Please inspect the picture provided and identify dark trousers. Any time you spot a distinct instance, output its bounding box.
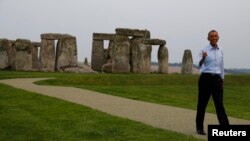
[196,73,229,131]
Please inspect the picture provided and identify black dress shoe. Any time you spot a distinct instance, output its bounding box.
[197,130,206,135]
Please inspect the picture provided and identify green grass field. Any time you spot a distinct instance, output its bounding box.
[1,70,250,140]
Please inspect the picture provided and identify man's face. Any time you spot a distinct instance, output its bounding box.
[208,31,219,47]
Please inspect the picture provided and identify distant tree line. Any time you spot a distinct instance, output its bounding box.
[151,62,250,74]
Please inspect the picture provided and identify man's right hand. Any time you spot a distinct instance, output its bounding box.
[199,51,207,67]
[202,51,207,59]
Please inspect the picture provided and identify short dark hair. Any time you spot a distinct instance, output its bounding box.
[208,30,218,37]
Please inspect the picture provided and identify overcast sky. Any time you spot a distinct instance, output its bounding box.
[1,0,250,68]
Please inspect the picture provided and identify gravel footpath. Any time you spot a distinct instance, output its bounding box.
[1,78,250,140]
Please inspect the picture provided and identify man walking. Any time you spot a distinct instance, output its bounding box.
[196,30,229,135]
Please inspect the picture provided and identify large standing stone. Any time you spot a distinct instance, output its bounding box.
[0,39,14,70]
[56,36,77,71]
[158,45,168,73]
[40,39,55,71]
[130,37,152,73]
[91,40,105,71]
[111,35,130,73]
[181,49,193,74]
[14,39,32,71]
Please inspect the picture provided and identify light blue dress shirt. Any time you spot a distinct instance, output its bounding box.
[198,44,224,79]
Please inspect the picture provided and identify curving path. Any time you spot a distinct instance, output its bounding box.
[1,78,250,140]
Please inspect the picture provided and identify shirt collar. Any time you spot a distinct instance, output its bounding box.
[209,44,219,50]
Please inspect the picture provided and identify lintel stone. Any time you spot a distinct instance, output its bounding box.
[41,33,73,40]
[115,28,150,37]
[93,33,116,40]
[144,39,166,46]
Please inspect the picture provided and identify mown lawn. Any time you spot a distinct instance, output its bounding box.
[0,77,203,141]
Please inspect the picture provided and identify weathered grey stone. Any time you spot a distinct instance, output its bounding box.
[144,39,166,46]
[158,45,168,73]
[40,39,55,71]
[103,48,109,60]
[41,33,72,40]
[0,39,10,69]
[91,40,105,71]
[181,49,193,74]
[111,35,130,73]
[130,37,152,73]
[93,33,116,40]
[115,28,150,37]
[130,37,143,72]
[14,39,32,71]
[56,36,77,71]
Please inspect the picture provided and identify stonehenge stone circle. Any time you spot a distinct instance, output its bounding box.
[91,28,168,73]
[1,28,180,74]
